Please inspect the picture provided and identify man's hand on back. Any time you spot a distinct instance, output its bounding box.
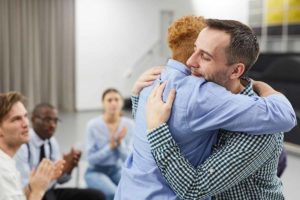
[132,66,164,96]
[251,80,280,97]
[146,81,176,130]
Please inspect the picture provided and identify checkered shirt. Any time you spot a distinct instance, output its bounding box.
[142,80,284,200]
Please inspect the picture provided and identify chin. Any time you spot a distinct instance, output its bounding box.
[21,136,30,144]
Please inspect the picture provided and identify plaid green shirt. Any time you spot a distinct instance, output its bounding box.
[132,80,284,200]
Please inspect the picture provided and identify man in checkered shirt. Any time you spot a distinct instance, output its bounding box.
[135,19,297,199]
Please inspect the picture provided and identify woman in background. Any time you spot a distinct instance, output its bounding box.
[85,88,134,200]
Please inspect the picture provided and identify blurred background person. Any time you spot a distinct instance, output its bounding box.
[85,88,134,200]
[0,92,57,200]
[15,103,105,200]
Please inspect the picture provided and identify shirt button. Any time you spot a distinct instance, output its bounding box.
[209,168,215,174]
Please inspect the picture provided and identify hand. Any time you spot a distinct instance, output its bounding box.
[63,148,81,174]
[109,139,118,150]
[116,127,127,145]
[251,79,280,97]
[132,66,164,96]
[51,159,65,180]
[29,159,54,198]
[146,81,176,130]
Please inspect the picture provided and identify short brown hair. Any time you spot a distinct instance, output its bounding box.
[206,19,259,75]
[168,16,206,64]
[102,88,122,101]
[0,92,25,123]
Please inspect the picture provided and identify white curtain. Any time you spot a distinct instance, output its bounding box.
[0,0,75,112]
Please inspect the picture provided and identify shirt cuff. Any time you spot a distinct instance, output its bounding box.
[147,123,175,150]
[131,95,139,106]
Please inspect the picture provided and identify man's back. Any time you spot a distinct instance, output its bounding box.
[115,60,219,199]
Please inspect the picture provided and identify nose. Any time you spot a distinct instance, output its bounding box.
[22,117,29,128]
[49,120,57,129]
[186,52,199,68]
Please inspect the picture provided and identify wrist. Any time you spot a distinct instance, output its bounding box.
[30,189,45,200]
[147,122,165,132]
[132,87,140,96]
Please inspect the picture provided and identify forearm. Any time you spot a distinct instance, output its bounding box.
[117,142,130,160]
[25,183,45,200]
[148,124,278,199]
[57,173,71,184]
[28,190,44,200]
[131,95,139,119]
[252,80,280,97]
[87,145,117,165]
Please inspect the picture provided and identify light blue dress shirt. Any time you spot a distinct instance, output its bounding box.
[114,59,296,200]
[14,129,70,189]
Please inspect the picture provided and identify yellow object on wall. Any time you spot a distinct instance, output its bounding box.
[267,11,284,25]
[267,0,284,10]
[266,0,300,25]
[288,8,300,23]
[288,0,300,8]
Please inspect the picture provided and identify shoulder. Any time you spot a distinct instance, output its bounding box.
[87,116,103,128]
[16,143,30,156]
[122,117,135,127]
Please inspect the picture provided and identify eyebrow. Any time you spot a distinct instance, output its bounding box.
[194,44,214,59]
[10,112,28,121]
[200,49,214,59]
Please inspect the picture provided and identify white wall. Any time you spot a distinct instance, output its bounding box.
[190,0,249,24]
[75,0,249,110]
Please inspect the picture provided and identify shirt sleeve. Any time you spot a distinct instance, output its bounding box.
[86,123,118,166]
[187,81,296,135]
[14,144,31,187]
[131,95,139,119]
[148,123,281,200]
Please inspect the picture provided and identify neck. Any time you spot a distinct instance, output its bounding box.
[224,79,245,94]
[103,113,120,124]
[0,140,19,157]
[33,129,47,141]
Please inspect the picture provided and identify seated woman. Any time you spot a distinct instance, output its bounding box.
[85,88,134,200]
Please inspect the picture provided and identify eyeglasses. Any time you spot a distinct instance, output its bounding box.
[35,116,61,124]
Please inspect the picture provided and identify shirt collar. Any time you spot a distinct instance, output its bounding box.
[240,77,255,96]
[30,129,49,148]
[166,59,191,76]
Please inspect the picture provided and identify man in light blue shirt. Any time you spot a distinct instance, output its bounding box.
[114,17,296,200]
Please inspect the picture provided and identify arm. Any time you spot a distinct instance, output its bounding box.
[131,66,164,119]
[147,80,296,135]
[131,95,139,119]
[14,144,32,187]
[27,159,55,200]
[148,124,280,199]
[49,138,71,184]
[187,80,296,135]
[252,80,280,97]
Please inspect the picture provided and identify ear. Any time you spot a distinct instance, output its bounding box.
[230,63,245,79]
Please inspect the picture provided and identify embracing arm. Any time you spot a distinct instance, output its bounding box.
[148,124,280,199]
[187,80,296,135]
